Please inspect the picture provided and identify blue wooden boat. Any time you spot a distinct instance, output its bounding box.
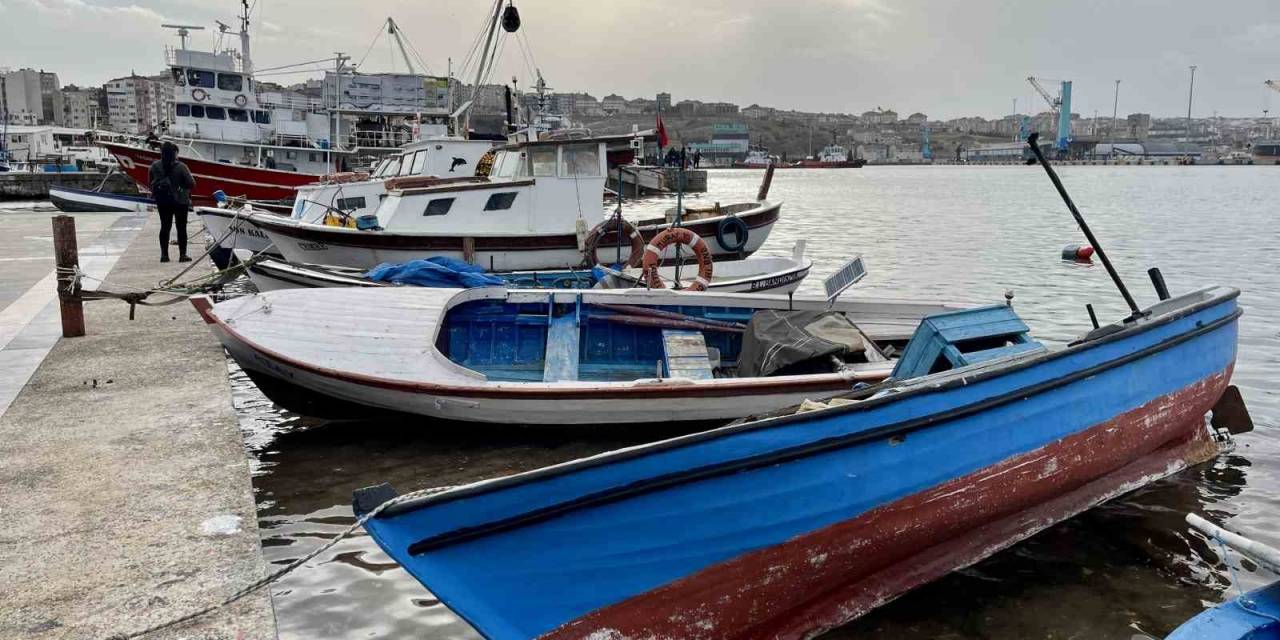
[353,284,1245,639]
[1169,514,1280,639]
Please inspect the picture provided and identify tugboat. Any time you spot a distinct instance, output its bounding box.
[793,143,867,168]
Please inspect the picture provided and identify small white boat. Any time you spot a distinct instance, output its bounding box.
[236,241,812,295]
[48,186,154,213]
[193,286,964,425]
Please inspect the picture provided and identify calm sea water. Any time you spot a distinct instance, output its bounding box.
[235,165,1278,639]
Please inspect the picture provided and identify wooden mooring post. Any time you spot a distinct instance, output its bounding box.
[52,215,85,337]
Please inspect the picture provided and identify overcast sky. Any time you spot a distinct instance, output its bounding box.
[3,0,1279,120]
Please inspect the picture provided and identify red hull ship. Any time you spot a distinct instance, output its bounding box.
[102,142,324,205]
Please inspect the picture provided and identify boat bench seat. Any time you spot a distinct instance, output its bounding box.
[662,330,716,380]
[543,301,582,382]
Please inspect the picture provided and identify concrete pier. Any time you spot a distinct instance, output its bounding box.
[0,172,139,200]
[0,211,276,639]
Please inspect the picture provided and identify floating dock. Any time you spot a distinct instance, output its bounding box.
[0,212,277,638]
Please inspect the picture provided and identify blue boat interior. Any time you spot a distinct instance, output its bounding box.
[436,298,1045,384]
[438,296,757,382]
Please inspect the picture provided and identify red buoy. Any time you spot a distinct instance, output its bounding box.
[1062,244,1094,261]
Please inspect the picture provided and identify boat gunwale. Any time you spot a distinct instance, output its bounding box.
[48,185,155,205]
[368,286,1240,522]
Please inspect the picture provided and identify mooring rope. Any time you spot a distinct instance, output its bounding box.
[1212,535,1280,625]
[105,485,454,640]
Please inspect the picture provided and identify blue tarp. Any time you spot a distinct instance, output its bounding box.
[365,257,508,289]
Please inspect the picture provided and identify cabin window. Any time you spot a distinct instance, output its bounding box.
[190,105,205,118]
[483,192,518,211]
[528,147,557,176]
[205,106,226,120]
[398,153,417,176]
[171,68,186,86]
[186,69,215,88]
[410,150,428,174]
[228,108,249,122]
[286,151,296,159]
[560,144,601,177]
[337,196,367,211]
[252,110,271,124]
[175,104,191,117]
[424,198,454,216]
[371,158,393,177]
[309,152,321,162]
[381,157,401,177]
[217,73,243,92]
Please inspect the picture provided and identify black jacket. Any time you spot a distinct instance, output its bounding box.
[147,159,196,207]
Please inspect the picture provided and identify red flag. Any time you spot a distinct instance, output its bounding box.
[656,115,669,148]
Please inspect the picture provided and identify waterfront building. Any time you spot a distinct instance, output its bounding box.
[741,104,775,119]
[601,94,626,115]
[906,112,928,125]
[103,74,168,135]
[60,86,102,129]
[2,68,58,125]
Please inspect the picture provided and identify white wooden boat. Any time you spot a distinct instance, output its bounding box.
[48,186,154,213]
[193,286,965,425]
[232,133,779,272]
[236,241,811,294]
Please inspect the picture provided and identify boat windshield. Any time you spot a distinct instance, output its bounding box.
[379,156,402,178]
[371,158,393,178]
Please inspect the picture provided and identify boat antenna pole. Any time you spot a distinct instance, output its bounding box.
[1026,132,1143,321]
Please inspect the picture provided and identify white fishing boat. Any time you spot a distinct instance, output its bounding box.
[193,280,963,425]
[235,240,811,294]
[48,185,154,213]
[239,132,780,272]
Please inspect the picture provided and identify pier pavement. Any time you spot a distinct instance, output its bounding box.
[0,210,277,639]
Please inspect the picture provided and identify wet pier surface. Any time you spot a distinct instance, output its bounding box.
[0,210,276,639]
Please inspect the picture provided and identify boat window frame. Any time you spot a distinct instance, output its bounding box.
[190,105,205,118]
[483,192,518,211]
[252,110,271,125]
[528,147,558,177]
[228,108,249,122]
[217,73,244,92]
[381,156,402,177]
[410,149,428,175]
[424,197,455,216]
[559,143,601,177]
[186,69,216,89]
[336,196,367,211]
[204,106,226,121]
[171,68,186,86]
[175,104,191,118]
[397,152,418,177]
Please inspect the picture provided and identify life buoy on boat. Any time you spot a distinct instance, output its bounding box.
[234,94,248,107]
[191,88,208,102]
[715,215,749,253]
[642,227,714,292]
[584,217,644,268]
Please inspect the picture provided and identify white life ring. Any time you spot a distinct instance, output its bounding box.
[116,155,136,170]
[191,88,208,102]
[234,94,248,107]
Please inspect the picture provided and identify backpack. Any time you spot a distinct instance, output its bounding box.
[150,164,178,207]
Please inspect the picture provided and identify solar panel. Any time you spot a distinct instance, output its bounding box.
[824,255,867,304]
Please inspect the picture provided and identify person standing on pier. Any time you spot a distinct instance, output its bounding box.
[148,142,196,263]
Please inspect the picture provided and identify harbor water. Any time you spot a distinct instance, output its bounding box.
[235,165,1278,639]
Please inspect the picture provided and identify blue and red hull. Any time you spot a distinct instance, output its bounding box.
[358,287,1241,639]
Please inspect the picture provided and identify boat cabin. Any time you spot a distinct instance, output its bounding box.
[373,136,609,234]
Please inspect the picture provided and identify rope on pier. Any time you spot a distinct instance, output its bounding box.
[104,484,455,640]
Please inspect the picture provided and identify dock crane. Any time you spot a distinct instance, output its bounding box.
[386,17,418,75]
[1027,76,1073,152]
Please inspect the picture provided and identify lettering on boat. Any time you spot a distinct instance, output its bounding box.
[297,241,329,252]
[750,270,806,291]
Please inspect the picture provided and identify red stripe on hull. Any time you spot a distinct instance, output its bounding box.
[541,368,1232,640]
[102,143,323,204]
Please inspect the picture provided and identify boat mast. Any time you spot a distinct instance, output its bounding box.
[386,18,417,75]
[238,0,253,75]
[464,0,505,136]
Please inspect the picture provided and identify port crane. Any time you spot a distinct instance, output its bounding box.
[1027,76,1073,152]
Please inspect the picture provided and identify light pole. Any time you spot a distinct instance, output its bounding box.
[1185,65,1197,143]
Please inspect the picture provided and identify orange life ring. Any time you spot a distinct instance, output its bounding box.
[584,217,644,268]
[234,94,248,107]
[642,227,714,291]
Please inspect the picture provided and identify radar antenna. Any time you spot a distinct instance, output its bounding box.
[161,24,205,50]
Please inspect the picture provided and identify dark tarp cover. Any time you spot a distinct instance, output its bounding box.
[737,310,867,377]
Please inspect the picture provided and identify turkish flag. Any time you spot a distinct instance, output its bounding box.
[656,116,669,148]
